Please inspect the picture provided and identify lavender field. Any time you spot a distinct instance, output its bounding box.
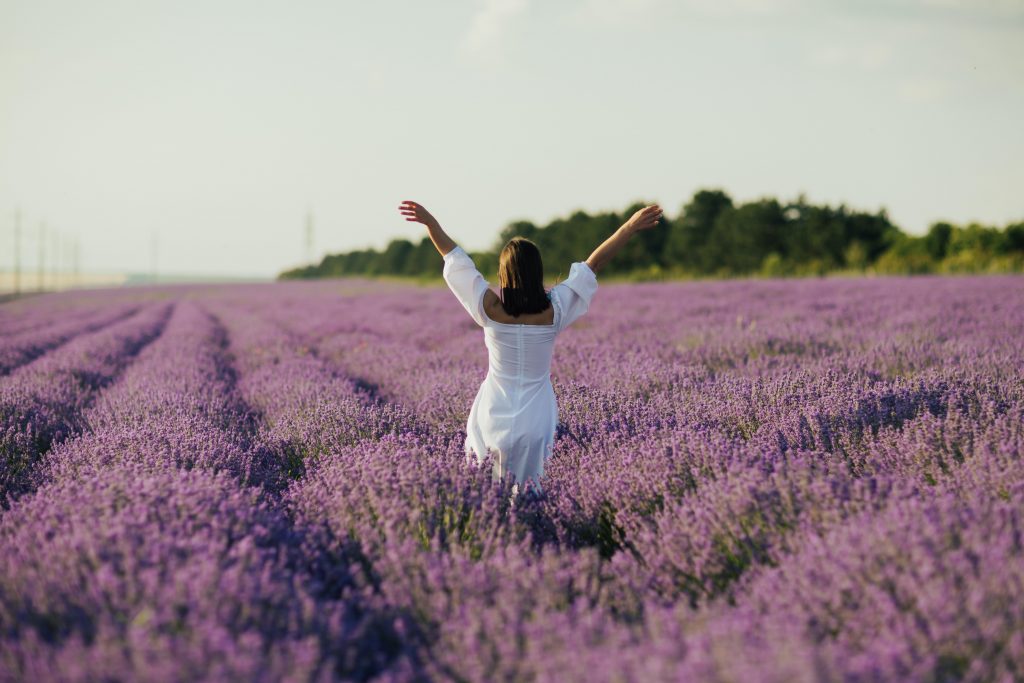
[1,275,1022,682]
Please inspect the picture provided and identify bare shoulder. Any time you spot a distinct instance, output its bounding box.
[481,288,556,325]
[482,289,502,322]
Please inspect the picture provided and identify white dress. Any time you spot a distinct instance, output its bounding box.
[442,246,598,489]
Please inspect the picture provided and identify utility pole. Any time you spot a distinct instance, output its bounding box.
[51,228,59,291]
[13,208,21,295]
[305,208,314,264]
[73,238,81,288]
[64,239,73,290]
[37,222,46,292]
[151,230,158,283]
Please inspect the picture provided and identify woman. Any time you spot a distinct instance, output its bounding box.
[397,200,663,493]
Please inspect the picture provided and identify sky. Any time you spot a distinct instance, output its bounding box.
[1,0,1022,278]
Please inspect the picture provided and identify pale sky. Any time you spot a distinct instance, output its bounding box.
[1,0,1022,277]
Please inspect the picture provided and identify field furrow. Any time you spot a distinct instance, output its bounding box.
[0,460,395,681]
[37,301,282,491]
[0,303,173,503]
[0,303,141,377]
[208,300,434,481]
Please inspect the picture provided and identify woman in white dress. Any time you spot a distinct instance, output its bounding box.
[397,200,664,492]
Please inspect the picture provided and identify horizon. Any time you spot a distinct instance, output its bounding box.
[2,0,1022,279]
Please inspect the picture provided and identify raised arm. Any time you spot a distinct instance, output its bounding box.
[398,200,456,256]
[399,199,493,325]
[584,204,663,273]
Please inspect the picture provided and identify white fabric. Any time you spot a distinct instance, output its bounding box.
[442,246,598,489]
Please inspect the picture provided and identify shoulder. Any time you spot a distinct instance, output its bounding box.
[442,245,473,271]
[482,290,503,320]
[554,262,598,293]
[571,260,597,280]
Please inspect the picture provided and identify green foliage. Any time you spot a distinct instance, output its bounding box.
[925,222,953,260]
[873,233,935,274]
[278,190,1024,281]
[665,189,733,271]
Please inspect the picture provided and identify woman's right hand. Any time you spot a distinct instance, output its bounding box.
[586,204,664,273]
[400,200,459,257]
[398,200,441,231]
[623,205,663,234]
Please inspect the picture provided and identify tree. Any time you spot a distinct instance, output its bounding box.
[924,222,953,261]
[278,192,1023,280]
[705,198,785,274]
[494,220,540,251]
[381,239,414,275]
[665,189,733,272]
[1003,222,1024,253]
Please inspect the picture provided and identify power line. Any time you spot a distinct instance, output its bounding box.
[64,238,74,290]
[37,222,46,292]
[13,209,21,295]
[151,230,158,283]
[73,238,81,288]
[50,227,59,290]
[305,208,314,264]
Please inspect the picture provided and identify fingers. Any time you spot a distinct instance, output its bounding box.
[398,200,435,227]
[398,201,423,219]
[398,200,432,216]
[632,205,663,230]
[622,204,663,232]
[634,205,662,218]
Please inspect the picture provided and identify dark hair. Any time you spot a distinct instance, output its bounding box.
[498,237,551,317]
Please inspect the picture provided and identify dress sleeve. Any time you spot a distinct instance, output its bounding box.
[442,246,490,327]
[551,261,598,331]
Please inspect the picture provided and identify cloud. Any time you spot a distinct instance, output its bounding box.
[574,0,1024,26]
[574,0,798,24]
[459,0,530,58]
[898,77,952,103]
[575,0,661,24]
[914,0,1024,14]
[675,0,801,16]
[809,43,894,71]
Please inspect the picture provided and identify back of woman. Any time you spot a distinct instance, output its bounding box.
[441,245,600,489]
[482,324,556,387]
[398,200,662,494]
[443,246,598,381]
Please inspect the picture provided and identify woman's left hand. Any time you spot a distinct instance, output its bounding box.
[623,205,663,234]
[398,200,440,230]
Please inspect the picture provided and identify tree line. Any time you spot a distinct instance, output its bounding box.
[279,189,1024,281]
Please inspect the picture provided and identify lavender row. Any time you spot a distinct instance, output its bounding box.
[0,289,128,336]
[0,303,140,376]
[3,301,416,680]
[0,303,172,503]
[206,297,435,480]
[0,463,401,682]
[36,302,280,491]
